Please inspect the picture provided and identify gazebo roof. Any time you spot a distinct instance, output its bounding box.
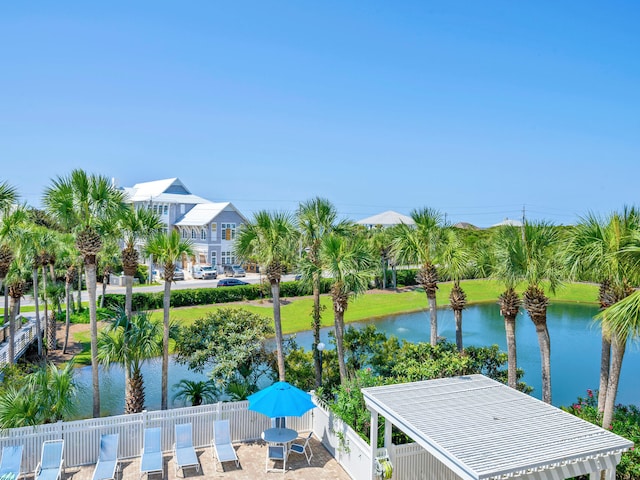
[362,375,632,480]
[356,210,414,227]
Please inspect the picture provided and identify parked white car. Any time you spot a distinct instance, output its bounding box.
[192,265,217,280]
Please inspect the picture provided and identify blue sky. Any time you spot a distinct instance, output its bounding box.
[1,1,638,227]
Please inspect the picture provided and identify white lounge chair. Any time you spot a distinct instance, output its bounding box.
[35,440,64,480]
[212,420,239,472]
[265,443,287,473]
[92,433,120,480]
[0,445,23,480]
[140,427,163,479]
[174,423,199,477]
[289,432,314,465]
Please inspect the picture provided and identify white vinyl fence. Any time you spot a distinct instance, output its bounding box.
[0,400,313,472]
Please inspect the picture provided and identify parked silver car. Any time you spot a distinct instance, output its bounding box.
[192,265,217,280]
[224,265,246,277]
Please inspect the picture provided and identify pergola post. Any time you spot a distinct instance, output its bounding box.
[384,417,392,447]
[369,408,379,480]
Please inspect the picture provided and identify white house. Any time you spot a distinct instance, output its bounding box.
[122,178,247,274]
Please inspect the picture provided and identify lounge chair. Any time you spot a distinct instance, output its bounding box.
[0,445,23,480]
[92,433,120,480]
[289,431,314,465]
[265,443,287,473]
[140,427,163,479]
[35,440,64,480]
[212,420,239,472]
[174,423,199,477]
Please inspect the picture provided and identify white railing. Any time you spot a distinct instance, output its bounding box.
[0,399,313,472]
[0,315,38,367]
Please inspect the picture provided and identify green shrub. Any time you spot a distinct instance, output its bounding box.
[563,390,640,480]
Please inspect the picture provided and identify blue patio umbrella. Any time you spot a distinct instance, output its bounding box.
[247,381,315,418]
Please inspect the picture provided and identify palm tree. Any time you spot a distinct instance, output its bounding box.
[320,232,376,384]
[145,230,194,410]
[439,229,473,352]
[0,181,18,327]
[98,309,163,413]
[5,264,29,365]
[297,197,350,387]
[119,206,163,318]
[563,209,639,411]
[172,379,218,406]
[0,181,18,211]
[55,233,80,354]
[43,169,127,417]
[235,211,299,381]
[492,225,524,389]
[392,208,446,345]
[595,290,640,429]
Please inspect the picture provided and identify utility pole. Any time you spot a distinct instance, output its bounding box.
[521,204,526,242]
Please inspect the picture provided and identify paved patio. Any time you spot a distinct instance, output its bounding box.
[44,436,351,480]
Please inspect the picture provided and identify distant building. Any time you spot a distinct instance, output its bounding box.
[356,210,415,228]
[122,178,247,273]
[453,222,480,230]
[490,217,523,227]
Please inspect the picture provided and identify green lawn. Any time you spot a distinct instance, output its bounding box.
[164,279,599,334]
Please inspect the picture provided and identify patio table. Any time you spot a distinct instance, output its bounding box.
[262,427,298,449]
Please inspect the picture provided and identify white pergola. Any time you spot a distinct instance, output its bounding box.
[362,375,633,480]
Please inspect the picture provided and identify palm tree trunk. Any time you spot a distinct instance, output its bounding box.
[602,332,626,429]
[271,280,286,381]
[63,280,71,354]
[2,283,7,325]
[100,273,108,308]
[161,277,171,410]
[125,275,133,319]
[77,267,82,312]
[504,315,517,388]
[454,309,463,353]
[334,308,347,384]
[392,266,397,289]
[598,334,611,412]
[381,258,386,290]
[534,321,552,404]
[32,267,43,356]
[428,293,438,346]
[8,296,17,364]
[85,262,101,418]
[42,267,52,351]
[312,275,322,388]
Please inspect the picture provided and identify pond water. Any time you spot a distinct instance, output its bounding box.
[285,302,640,408]
[73,302,640,417]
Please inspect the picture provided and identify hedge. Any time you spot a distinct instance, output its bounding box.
[100,279,333,310]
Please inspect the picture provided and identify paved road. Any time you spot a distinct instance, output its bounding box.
[22,272,298,306]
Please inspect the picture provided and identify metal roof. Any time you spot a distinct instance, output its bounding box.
[174,202,246,226]
[362,375,632,480]
[356,210,415,227]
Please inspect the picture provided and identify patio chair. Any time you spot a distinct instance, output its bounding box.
[140,427,163,480]
[173,423,199,477]
[265,443,287,473]
[0,445,23,480]
[289,431,314,465]
[35,440,64,480]
[271,417,286,429]
[92,433,120,480]
[212,420,240,472]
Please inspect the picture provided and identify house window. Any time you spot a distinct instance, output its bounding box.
[191,229,197,239]
[221,251,235,265]
[210,223,217,241]
[211,251,217,267]
[221,223,236,240]
[201,228,207,240]
[180,205,185,214]
[181,228,187,239]
[163,205,168,215]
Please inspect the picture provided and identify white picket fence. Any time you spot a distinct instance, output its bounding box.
[0,400,313,473]
[0,392,446,479]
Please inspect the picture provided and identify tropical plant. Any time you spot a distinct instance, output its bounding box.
[98,309,163,413]
[0,361,77,428]
[172,379,219,406]
[144,230,193,410]
[563,208,640,411]
[320,232,376,384]
[392,207,446,345]
[439,229,473,352]
[43,169,128,417]
[595,290,640,429]
[235,210,299,381]
[297,197,351,388]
